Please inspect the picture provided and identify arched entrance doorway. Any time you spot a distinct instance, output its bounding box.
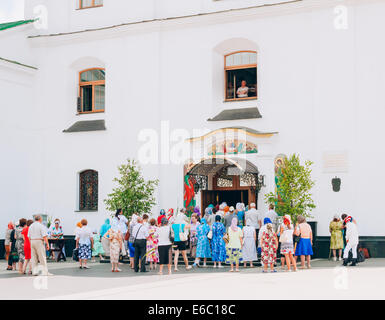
[184,157,261,212]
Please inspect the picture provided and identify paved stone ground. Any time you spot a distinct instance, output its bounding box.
[0,258,384,300]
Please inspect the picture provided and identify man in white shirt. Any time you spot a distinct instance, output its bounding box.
[237,80,249,98]
[246,203,262,248]
[343,216,359,266]
[132,217,149,272]
[28,215,52,276]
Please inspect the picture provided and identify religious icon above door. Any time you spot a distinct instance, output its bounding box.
[208,139,257,156]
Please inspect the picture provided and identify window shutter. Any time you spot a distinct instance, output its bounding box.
[77,97,82,113]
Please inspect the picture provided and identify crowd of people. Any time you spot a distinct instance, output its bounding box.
[2,203,360,276]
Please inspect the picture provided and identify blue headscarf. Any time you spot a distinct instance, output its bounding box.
[263,217,272,225]
[100,218,111,238]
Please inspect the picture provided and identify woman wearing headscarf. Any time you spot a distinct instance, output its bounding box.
[91,229,105,262]
[104,220,123,272]
[193,206,201,218]
[193,218,211,267]
[204,207,214,226]
[258,217,272,260]
[49,218,65,261]
[261,223,278,273]
[100,218,111,257]
[167,208,175,224]
[157,218,172,275]
[329,214,344,261]
[294,215,313,269]
[189,214,200,259]
[225,217,243,272]
[279,215,296,272]
[241,218,257,268]
[4,222,14,266]
[210,215,226,268]
[236,203,246,229]
[171,213,192,271]
[157,209,166,226]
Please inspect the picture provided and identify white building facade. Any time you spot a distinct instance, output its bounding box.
[1,0,385,251]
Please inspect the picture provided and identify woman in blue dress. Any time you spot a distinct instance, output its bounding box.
[211,215,226,268]
[193,218,211,268]
[236,203,246,229]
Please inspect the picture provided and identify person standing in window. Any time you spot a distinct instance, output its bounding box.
[236,80,249,98]
[75,219,94,269]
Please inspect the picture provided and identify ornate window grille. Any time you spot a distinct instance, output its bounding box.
[79,170,98,211]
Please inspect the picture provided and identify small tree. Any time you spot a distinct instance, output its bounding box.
[265,154,315,222]
[104,159,159,218]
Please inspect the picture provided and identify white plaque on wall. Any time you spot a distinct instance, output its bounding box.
[322,151,349,173]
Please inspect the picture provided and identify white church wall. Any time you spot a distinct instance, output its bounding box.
[2,0,385,237]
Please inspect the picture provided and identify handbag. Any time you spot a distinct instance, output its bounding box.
[179,224,187,242]
[72,248,79,262]
[133,225,143,246]
[223,233,229,244]
[10,250,19,262]
[169,227,174,243]
[207,228,213,240]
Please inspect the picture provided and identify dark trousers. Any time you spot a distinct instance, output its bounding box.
[255,229,260,259]
[133,239,147,272]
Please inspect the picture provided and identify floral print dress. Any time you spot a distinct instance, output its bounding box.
[196,223,212,258]
[105,229,122,264]
[211,222,226,262]
[146,226,159,263]
[261,230,278,265]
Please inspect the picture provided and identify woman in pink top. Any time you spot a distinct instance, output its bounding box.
[294,215,313,269]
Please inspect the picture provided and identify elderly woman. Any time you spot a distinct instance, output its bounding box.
[294,215,313,269]
[236,203,246,228]
[146,218,159,270]
[100,218,111,257]
[75,219,94,269]
[329,214,344,261]
[261,223,278,273]
[4,222,14,266]
[189,214,200,259]
[279,215,296,272]
[15,219,27,274]
[242,218,257,268]
[225,217,243,272]
[49,219,65,260]
[211,215,226,268]
[104,221,123,272]
[157,218,172,275]
[193,218,211,268]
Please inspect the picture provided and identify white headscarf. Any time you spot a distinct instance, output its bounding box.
[175,213,186,224]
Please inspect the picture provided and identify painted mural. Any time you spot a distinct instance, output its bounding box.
[208,140,258,156]
[274,154,286,211]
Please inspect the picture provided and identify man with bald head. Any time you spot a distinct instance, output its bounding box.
[28,215,52,276]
